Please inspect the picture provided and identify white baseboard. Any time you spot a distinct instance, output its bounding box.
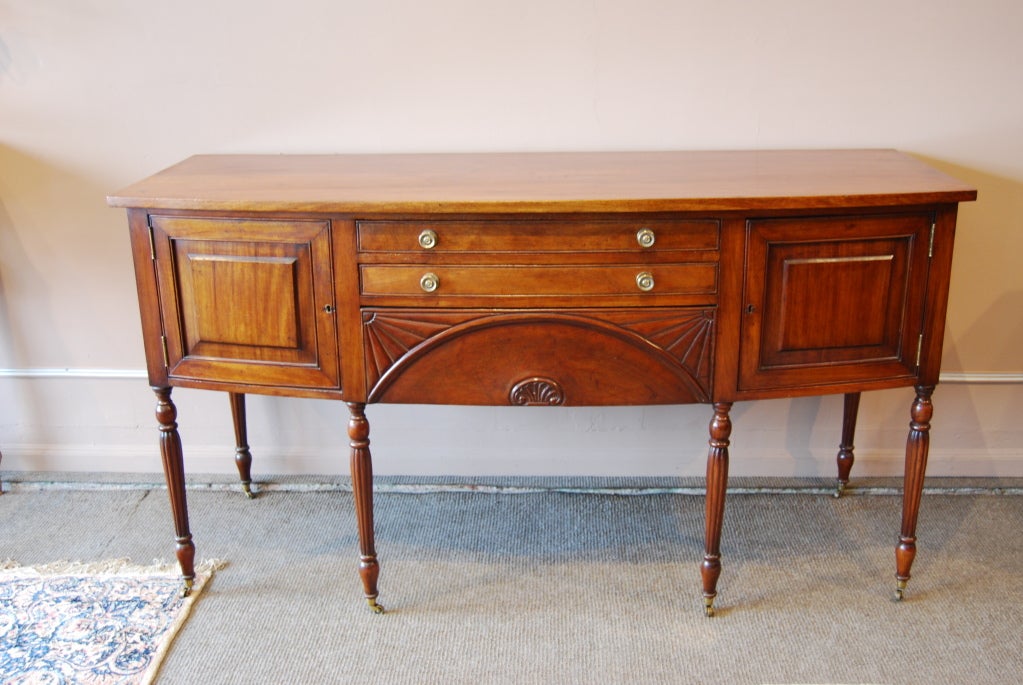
[2,369,1022,478]
[3,443,1022,479]
[0,444,342,477]
[0,369,149,379]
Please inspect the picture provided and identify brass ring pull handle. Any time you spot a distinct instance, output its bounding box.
[420,272,440,293]
[636,228,656,248]
[418,229,438,249]
[636,271,655,292]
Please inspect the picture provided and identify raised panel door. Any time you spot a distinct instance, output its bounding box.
[738,213,932,392]
[150,215,341,391]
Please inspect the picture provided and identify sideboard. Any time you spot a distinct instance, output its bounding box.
[108,150,976,615]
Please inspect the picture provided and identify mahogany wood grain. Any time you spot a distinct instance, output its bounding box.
[917,207,961,385]
[150,215,341,391]
[357,218,720,253]
[836,392,861,495]
[347,402,382,613]
[739,213,929,393]
[364,309,715,405]
[228,392,254,498]
[108,150,976,214]
[154,388,195,595]
[127,209,169,387]
[702,402,732,617]
[111,150,977,614]
[359,263,718,302]
[896,385,935,600]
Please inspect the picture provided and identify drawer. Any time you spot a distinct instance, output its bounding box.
[363,308,715,405]
[357,219,719,254]
[359,263,718,306]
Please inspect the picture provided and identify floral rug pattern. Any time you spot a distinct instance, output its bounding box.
[0,561,217,684]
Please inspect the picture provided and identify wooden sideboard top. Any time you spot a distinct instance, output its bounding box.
[107,149,976,214]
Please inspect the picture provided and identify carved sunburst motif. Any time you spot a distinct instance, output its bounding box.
[363,311,478,389]
[616,310,716,390]
[363,309,715,397]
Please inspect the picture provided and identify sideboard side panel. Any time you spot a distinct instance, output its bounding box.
[126,208,169,386]
[917,204,960,386]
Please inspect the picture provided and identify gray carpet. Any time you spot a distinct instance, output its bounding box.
[3,475,1022,684]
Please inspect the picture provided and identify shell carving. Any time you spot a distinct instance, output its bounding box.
[509,378,565,406]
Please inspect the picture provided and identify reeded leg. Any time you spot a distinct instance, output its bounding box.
[895,385,934,601]
[155,387,196,597]
[347,402,383,613]
[702,402,732,617]
[228,392,255,498]
[834,392,861,498]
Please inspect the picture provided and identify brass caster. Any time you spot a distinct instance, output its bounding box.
[833,481,847,499]
[367,598,385,614]
[703,596,716,617]
[241,482,256,499]
[894,579,907,602]
[180,577,194,598]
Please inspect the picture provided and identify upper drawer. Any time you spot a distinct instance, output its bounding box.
[357,219,719,254]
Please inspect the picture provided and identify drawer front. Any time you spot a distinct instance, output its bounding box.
[363,308,715,405]
[360,263,718,306]
[358,219,719,254]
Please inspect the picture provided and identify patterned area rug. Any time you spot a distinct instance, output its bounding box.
[0,559,221,684]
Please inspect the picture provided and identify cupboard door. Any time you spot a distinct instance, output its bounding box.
[738,213,931,392]
[150,216,340,390]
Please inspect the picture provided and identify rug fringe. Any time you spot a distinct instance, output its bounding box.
[0,558,227,576]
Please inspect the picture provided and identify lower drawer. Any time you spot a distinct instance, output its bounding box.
[363,308,715,405]
[360,263,718,307]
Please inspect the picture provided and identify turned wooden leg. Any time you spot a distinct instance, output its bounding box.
[155,387,196,597]
[347,402,383,613]
[702,402,732,617]
[895,385,934,601]
[834,392,861,498]
[228,392,255,498]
